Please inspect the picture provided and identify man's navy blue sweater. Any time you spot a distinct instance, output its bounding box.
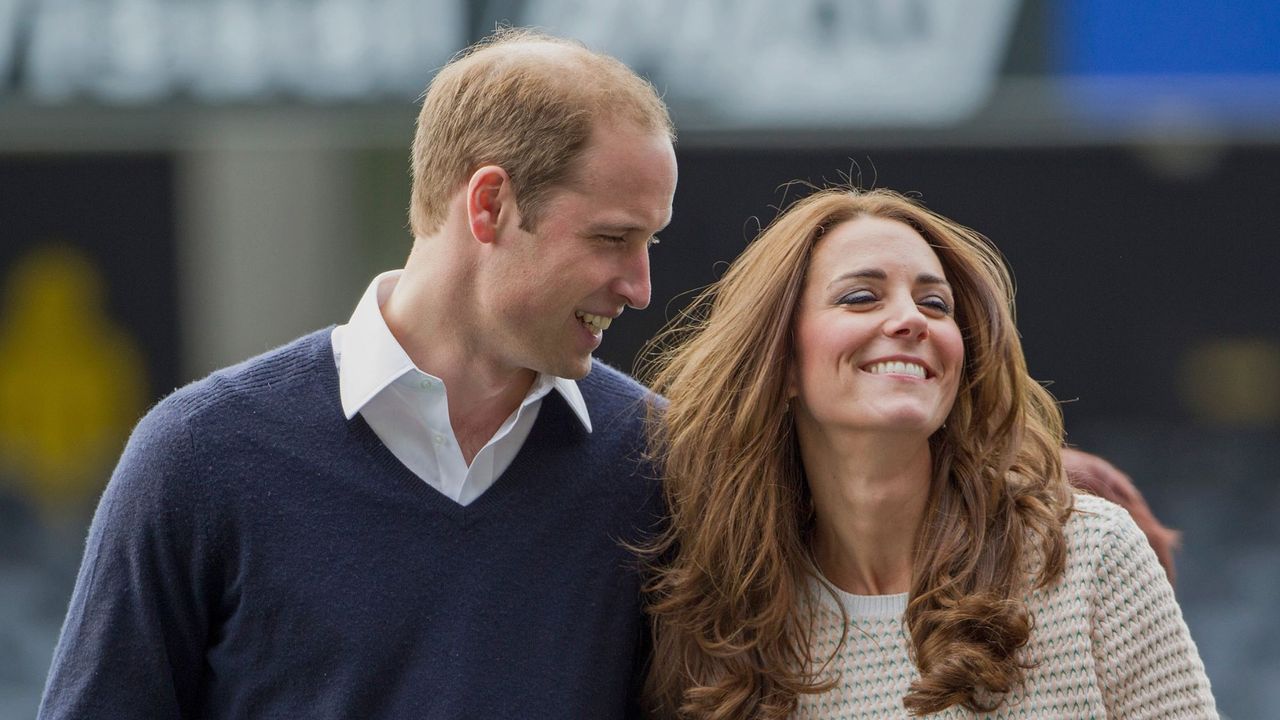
[39,329,663,719]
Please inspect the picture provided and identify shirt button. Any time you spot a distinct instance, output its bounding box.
[432,434,445,445]
[419,379,433,390]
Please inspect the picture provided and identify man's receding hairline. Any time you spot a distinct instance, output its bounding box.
[460,36,592,74]
[448,30,675,141]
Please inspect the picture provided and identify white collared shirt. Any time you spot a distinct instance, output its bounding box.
[331,271,592,506]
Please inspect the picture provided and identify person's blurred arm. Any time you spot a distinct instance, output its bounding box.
[1063,446,1180,584]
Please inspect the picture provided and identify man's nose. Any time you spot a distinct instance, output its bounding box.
[615,246,652,310]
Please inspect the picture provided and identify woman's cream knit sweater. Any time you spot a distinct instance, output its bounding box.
[796,494,1216,719]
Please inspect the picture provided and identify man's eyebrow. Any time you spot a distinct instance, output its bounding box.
[590,221,670,235]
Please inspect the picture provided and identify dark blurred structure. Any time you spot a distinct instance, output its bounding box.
[1,1,1276,717]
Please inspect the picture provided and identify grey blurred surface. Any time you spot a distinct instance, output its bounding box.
[0,496,81,719]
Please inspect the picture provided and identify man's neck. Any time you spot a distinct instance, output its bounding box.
[381,238,539,464]
[443,366,538,464]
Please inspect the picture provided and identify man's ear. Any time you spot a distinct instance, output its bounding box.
[466,165,511,244]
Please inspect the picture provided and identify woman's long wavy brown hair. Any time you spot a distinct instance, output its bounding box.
[637,187,1074,719]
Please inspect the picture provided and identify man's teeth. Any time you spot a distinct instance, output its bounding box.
[576,312,612,332]
[865,361,927,379]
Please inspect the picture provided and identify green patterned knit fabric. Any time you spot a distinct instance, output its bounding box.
[795,495,1217,719]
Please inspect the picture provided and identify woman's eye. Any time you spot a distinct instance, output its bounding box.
[599,234,626,243]
[920,297,953,315]
[837,290,876,305]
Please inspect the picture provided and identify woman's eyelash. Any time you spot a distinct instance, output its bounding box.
[837,290,875,304]
[921,297,953,314]
[836,291,952,315]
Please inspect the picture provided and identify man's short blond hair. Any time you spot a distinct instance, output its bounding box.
[409,28,675,236]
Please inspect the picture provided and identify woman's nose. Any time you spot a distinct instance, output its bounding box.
[882,301,929,341]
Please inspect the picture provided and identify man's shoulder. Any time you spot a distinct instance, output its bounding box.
[154,328,336,431]
[578,358,660,422]
[581,358,652,403]
[105,328,342,514]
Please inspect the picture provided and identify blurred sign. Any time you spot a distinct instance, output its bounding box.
[1059,0,1280,75]
[0,0,463,103]
[0,0,1019,128]
[1056,1,1280,126]
[0,155,176,517]
[0,245,147,514]
[524,0,1022,128]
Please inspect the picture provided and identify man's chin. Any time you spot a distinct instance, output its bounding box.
[534,352,594,381]
[561,355,594,380]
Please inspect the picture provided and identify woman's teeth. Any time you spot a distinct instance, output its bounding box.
[576,312,612,332]
[865,361,927,379]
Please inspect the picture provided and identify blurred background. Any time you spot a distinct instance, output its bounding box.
[1,0,1277,716]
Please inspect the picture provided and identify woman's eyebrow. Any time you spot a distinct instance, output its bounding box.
[827,268,886,290]
[826,269,951,289]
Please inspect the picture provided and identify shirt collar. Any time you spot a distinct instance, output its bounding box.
[544,373,592,433]
[333,270,592,432]
[334,270,416,420]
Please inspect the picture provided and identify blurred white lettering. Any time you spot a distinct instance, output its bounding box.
[0,0,27,87]
[100,0,169,102]
[14,0,463,103]
[524,0,1020,127]
[26,0,91,101]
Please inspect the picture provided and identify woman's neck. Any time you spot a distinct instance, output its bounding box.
[800,428,933,596]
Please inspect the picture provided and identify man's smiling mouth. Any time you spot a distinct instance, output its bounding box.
[576,311,613,333]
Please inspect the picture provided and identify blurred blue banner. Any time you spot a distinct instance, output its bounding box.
[1056,1,1280,125]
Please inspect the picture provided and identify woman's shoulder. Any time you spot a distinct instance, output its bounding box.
[1067,492,1144,540]
[1023,493,1152,618]
[1060,492,1159,579]
[1068,492,1136,530]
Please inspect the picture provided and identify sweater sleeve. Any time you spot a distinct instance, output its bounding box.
[38,398,217,719]
[1088,503,1217,719]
